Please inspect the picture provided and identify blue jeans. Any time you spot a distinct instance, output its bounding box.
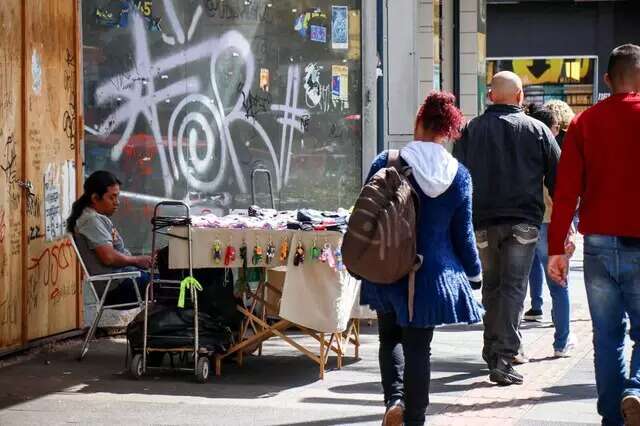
[528,224,571,351]
[584,235,640,426]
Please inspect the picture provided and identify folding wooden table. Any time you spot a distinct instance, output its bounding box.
[168,227,361,378]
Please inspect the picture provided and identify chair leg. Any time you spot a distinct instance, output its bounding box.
[132,277,143,306]
[78,280,112,361]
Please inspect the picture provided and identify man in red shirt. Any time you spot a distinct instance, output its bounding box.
[548,44,640,426]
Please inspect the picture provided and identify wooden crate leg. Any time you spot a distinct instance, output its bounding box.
[215,356,222,376]
[336,333,343,370]
[355,319,360,359]
[319,332,325,379]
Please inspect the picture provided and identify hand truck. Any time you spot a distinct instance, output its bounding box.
[128,201,210,383]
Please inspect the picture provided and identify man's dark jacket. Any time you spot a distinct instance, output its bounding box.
[453,104,561,228]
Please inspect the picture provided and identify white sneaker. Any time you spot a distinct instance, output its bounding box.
[554,334,577,358]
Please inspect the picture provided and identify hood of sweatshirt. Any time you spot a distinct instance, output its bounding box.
[400,141,459,198]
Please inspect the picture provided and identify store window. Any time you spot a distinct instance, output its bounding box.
[82,0,363,252]
[487,57,597,113]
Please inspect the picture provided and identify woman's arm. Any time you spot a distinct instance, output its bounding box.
[365,151,390,183]
[450,173,482,284]
[94,245,152,269]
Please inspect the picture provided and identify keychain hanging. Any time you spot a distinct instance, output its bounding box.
[239,239,248,269]
[224,244,236,266]
[293,241,305,266]
[253,240,264,265]
[320,242,336,268]
[279,239,289,264]
[265,240,276,265]
[212,240,222,264]
[311,238,321,261]
[334,247,345,271]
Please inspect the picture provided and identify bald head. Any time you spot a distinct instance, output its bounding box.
[489,71,524,106]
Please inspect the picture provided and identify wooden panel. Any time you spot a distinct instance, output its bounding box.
[0,0,24,350]
[24,0,79,340]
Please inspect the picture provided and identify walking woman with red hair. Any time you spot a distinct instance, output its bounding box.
[360,92,483,425]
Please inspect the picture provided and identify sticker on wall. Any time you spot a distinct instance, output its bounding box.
[331,65,349,109]
[304,63,322,106]
[331,6,349,49]
[60,160,76,222]
[96,1,130,28]
[260,68,270,92]
[294,9,327,39]
[310,25,327,43]
[31,50,42,95]
[44,164,63,241]
[294,13,309,38]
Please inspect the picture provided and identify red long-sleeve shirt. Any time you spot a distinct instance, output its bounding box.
[548,92,640,255]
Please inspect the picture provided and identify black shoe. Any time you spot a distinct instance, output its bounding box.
[482,350,497,370]
[489,358,523,386]
[382,399,404,426]
[523,308,543,322]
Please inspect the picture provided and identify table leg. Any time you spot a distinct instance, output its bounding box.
[319,332,325,380]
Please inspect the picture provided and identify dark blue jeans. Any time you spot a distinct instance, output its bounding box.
[528,223,571,351]
[377,311,434,426]
[476,223,539,363]
[584,235,640,426]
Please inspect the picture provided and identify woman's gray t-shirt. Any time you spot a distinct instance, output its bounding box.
[74,208,130,275]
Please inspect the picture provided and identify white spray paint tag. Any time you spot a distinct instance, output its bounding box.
[31,50,42,95]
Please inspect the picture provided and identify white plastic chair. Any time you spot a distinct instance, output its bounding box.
[69,234,144,360]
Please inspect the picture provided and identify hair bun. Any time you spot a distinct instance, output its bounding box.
[418,91,464,139]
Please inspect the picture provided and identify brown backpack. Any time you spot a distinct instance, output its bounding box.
[342,150,423,320]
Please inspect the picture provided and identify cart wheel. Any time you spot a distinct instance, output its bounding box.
[130,354,144,380]
[195,357,210,383]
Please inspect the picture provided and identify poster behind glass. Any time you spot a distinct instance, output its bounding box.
[486,57,597,113]
[82,0,363,252]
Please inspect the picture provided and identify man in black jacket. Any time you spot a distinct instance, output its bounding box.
[453,71,561,386]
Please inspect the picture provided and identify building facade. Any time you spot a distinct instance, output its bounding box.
[81,0,487,252]
[487,0,640,110]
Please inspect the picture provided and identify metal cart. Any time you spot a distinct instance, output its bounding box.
[128,201,210,383]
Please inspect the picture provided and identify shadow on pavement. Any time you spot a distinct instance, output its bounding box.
[274,413,383,425]
[0,338,329,410]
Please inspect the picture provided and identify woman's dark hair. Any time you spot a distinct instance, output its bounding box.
[416,91,464,139]
[525,103,558,129]
[67,170,121,233]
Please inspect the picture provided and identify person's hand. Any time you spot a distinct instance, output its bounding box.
[564,239,576,258]
[135,255,153,269]
[548,255,569,287]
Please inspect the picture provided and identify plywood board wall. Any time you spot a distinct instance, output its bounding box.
[0,0,24,350]
[24,0,79,341]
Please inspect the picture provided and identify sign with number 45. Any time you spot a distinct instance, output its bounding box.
[135,0,153,17]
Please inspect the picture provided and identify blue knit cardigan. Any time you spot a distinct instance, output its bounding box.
[360,151,484,327]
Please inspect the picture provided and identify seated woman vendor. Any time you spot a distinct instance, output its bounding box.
[67,170,152,303]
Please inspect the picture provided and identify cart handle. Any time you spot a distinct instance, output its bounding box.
[153,201,190,218]
[251,168,275,210]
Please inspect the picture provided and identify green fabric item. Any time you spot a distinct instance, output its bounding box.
[177,276,203,308]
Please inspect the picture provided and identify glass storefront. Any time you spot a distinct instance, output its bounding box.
[487,57,597,113]
[82,0,363,252]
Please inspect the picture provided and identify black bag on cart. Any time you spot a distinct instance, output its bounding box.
[154,247,242,325]
[127,248,243,353]
[126,305,234,354]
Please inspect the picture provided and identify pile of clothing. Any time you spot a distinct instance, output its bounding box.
[190,207,350,233]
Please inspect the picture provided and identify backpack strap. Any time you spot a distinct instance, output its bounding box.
[386,149,402,170]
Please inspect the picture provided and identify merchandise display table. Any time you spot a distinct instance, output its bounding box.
[168,227,361,378]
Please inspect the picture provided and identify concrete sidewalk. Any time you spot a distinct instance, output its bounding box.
[0,248,599,425]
